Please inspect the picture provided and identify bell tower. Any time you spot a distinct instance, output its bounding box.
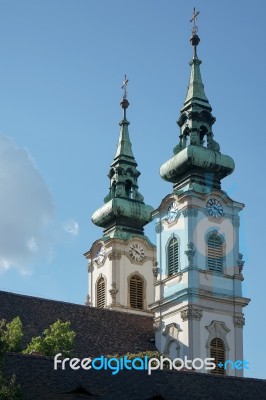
[150,11,250,376]
[84,77,156,315]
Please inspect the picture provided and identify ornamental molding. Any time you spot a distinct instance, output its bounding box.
[182,208,198,218]
[108,251,122,261]
[162,322,181,357]
[109,282,119,303]
[184,242,195,267]
[233,316,245,328]
[152,261,159,278]
[94,260,106,268]
[153,320,161,331]
[162,322,182,339]
[155,221,163,233]
[180,306,202,321]
[238,253,245,273]
[205,320,230,351]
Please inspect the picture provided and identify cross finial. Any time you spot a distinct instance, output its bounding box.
[190,7,200,35]
[122,75,129,99]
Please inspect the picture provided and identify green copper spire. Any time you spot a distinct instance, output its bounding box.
[183,35,209,107]
[114,76,135,161]
[184,9,209,107]
[91,77,153,239]
[160,11,234,192]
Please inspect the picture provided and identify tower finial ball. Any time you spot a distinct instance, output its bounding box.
[121,98,129,109]
[190,34,200,47]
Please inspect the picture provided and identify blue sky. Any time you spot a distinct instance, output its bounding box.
[0,0,265,379]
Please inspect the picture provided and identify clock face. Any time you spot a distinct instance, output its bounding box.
[96,246,106,265]
[129,243,145,262]
[206,198,223,219]
[167,201,179,223]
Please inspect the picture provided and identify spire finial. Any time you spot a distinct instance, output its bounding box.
[121,75,129,119]
[122,74,129,100]
[190,8,200,57]
[190,7,200,35]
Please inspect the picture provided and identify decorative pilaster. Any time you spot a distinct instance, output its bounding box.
[153,319,162,331]
[108,251,122,261]
[155,221,163,233]
[182,209,198,218]
[232,216,240,228]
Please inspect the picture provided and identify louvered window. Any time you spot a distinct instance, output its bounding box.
[97,277,105,308]
[207,234,223,273]
[168,237,179,276]
[210,338,225,375]
[130,275,143,309]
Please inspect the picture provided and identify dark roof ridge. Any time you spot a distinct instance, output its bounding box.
[0,289,84,307]
[0,289,153,319]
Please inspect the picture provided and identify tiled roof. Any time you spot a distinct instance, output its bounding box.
[4,353,266,400]
[0,290,155,357]
[2,290,266,400]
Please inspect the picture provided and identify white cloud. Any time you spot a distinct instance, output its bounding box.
[0,134,54,273]
[27,237,38,253]
[64,219,79,237]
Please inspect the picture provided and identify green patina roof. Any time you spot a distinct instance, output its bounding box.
[183,57,209,108]
[92,97,153,238]
[114,116,135,161]
[160,33,234,192]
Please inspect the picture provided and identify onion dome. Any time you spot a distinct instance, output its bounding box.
[92,77,153,238]
[160,26,234,193]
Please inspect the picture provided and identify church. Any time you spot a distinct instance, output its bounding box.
[84,11,249,377]
[2,11,266,400]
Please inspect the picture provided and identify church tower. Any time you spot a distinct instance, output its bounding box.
[84,77,156,315]
[150,13,250,376]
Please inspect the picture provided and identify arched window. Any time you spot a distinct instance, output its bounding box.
[125,180,133,199]
[97,277,105,308]
[129,275,143,309]
[207,233,223,273]
[111,181,117,197]
[210,338,225,375]
[168,237,179,276]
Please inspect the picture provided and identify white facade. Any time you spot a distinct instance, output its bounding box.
[85,236,156,315]
[150,190,250,376]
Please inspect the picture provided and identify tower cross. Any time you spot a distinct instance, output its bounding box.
[122,75,129,99]
[190,7,200,35]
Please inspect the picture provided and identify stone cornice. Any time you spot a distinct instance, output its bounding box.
[149,287,250,310]
[150,301,246,321]
[154,267,246,285]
